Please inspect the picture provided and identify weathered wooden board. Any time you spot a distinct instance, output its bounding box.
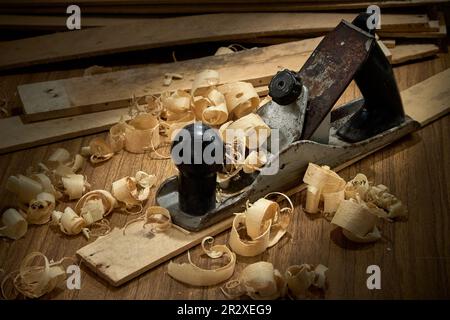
[18,38,322,122]
[401,68,450,126]
[0,86,268,154]
[0,0,446,14]
[0,13,432,70]
[0,109,130,154]
[77,216,234,287]
[0,14,151,30]
[391,44,440,65]
[76,68,450,287]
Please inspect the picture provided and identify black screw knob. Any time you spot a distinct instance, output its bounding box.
[269,69,303,105]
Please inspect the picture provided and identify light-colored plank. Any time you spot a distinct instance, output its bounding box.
[0,14,152,30]
[18,38,322,122]
[0,13,431,70]
[391,44,439,65]
[401,68,450,126]
[77,217,234,286]
[382,39,396,48]
[0,108,130,154]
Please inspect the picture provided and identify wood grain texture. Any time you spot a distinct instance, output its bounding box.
[0,0,446,14]
[0,51,449,300]
[18,38,322,122]
[391,44,440,64]
[0,13,432,70]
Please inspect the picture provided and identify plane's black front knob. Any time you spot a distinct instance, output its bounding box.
[269,69,303,105]
[171,122,224,216]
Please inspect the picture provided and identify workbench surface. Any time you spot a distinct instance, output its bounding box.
[0,52,448,300]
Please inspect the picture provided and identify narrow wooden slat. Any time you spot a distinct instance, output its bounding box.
[0,13,431,70]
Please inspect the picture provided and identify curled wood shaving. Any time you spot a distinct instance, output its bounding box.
[123,206,172,235]
[303,163,346,214]
[167,236,236,286]
[75,190,117,226]
[198,88,228,126]
[228,192,293,257]
[125,113,160,154]
[84,137,115,163]
[303,164,407,243]
[1,252,71,299]
[26,192,55,225]
[0,208,28,240]
[331,199,380,241]
[6,174,43,204]
[221,261,328,300]
[285,264,328,299]
[218,81,260,119]
[52,207,86,236]
[112,171,156,212]
[221,262,286,300]
[61,174,89,200]
[192,69,220,97]
[223,113,270,149]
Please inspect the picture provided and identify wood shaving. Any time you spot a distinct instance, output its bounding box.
[192,69,220,97]
[112,171,156,212]
[75,190,117,225]
[167,236,236,286]
[302,164,407,243]
[229,192,293,257]
[84,137,115,163]
[222,261,328,300]
[26,192,55,225]
[221,262,286,300]
[1,252,71,299]
[285,264,328,299]
[0,208,28,240]
[61,174,89,200]
[123,206,172,235]
[217,82,260,119]
[52,207,86,236]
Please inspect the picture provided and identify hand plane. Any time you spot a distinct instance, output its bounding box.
[156,13,420,232]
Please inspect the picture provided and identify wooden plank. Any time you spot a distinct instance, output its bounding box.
[382,39,396,48]
[77,217,234,286]
[401,68,450,126]
[391,44,440,64]
[0,1,446,14]
[378,40,393,63]
[0,13,431,70]
[0,108,130,154]
[18,38,322,122]
[0,14,152,30]
[76,68,450,286]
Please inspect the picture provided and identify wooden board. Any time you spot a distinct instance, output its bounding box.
[378,40,393,63]
[401,67,450,126]
[382,39,396,48]
[391,44,440,64]
[0,108,130,154]
[0,0,446,14]
[0,13,432,70]
[0,14,152,30]
[18,38,322,122]
[76,68,450,286]
[77,217,234,286]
